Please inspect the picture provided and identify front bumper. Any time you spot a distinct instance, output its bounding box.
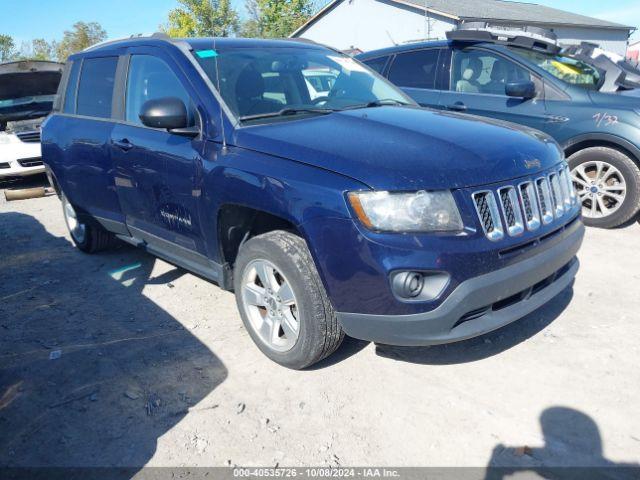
[0,159,45,178]
[336,220,584,346]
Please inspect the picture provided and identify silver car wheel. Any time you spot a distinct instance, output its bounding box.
[62,195,87,244]
[241,259,300,353]
[571,160,627,219]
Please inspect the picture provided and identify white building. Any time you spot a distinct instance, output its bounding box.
[292,0,635,56]
[628,40,640,64]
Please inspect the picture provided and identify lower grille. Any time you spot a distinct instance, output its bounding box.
[16,130,41,143]
[18,157,43,168]
[455,259,575,328]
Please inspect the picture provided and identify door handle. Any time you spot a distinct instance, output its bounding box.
[112,138,134,151]
[446,102,467,112]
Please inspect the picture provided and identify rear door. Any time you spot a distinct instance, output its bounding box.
[60,54,127,232]
[439,47,550,132]
[386,48,443,108]
[111,46,208,256]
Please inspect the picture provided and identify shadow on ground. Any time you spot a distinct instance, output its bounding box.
[485,406,639,479]
[0,212,227,470]
[375,285,573,365]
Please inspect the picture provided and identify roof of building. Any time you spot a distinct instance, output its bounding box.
[293,0,634,37]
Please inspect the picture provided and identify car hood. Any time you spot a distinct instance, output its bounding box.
[588,89,640,107]
[613,88,640,98]
[0,60,63,127]
[0,60,63,99]
[232,106,563,190]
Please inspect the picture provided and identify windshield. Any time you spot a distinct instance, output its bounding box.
[192,46,412,122]
[508,47,602,90]
[0,94,56,110]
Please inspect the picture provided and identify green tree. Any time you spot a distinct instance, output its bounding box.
[0,34,16,62]
[239,0,263,37]
[32,38,56,61]
[163,0,240,37]
[56,22,107,61]
[14,38,57,61]
[243,0,315,38]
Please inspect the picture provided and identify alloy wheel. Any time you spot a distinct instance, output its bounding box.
[571,160,626,219]
[241,259,300,352]
[62,196,87,244]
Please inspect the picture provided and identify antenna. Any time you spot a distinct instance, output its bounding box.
[424,1,433,40]
[210,0,227,151]
[213,37,227,151]
[385,30,398,46]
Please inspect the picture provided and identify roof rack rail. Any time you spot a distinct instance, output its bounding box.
[447,22,561,54]
[83,32,172,52]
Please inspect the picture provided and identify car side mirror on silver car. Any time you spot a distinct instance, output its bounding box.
[505,81,537,99]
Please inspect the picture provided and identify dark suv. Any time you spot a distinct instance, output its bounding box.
[358,29,640,228]
[43,35,583,368]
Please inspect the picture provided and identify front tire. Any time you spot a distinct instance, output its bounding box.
[569,147,640,228]
[234,230,344,369]
[61,194,115,253]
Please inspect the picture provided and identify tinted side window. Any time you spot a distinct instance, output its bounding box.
[451,50,531,95]
[63,60,81,114]
[76,57,118,118]
[363,56,389,75]
[125,55,194,126]
[388,49,440,89]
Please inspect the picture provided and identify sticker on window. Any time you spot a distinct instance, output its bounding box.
[196,50,218,59]
[328,55,368,74]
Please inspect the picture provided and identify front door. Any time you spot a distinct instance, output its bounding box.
[439,47,550,132]
[111,47,207,255]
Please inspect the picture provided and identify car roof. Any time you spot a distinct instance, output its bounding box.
[70,34,328,60]
[356,40,452,59]
[186,37,327,51]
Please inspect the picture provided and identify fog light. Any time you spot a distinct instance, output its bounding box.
[390,271,450,302]
[393,272,425,298]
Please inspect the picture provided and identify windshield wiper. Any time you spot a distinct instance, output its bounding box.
[339,99,412,111]
[239,108,336,122]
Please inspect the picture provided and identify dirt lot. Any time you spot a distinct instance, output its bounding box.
[1,177,639,473]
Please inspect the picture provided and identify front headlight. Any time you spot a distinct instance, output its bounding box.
[348,190,463,232]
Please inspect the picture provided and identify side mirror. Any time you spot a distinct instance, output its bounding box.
[139,97,194,133]
[505,81,537,99]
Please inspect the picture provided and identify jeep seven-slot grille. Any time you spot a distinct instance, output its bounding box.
[472,166,576,241]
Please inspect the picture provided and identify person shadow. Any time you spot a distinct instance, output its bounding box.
[485,406,640,480]
[0,211,227,473]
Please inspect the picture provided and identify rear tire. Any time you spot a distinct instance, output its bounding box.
[234,230,344,369]
[568,147,640,228]
[62,194,116,253]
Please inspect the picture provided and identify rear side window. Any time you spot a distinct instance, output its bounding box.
[388,49,440,89]
[76,57,118,118]
[363,56,390,75]
[62,61,81,114]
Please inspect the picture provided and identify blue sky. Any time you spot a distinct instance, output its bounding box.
[1,0,639,45]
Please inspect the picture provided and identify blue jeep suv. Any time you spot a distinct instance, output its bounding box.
[42,34,583,368]
[358,27,640,229]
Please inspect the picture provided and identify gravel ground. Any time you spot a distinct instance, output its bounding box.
[1,179,639,472]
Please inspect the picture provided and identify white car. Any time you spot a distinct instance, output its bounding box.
[0,60,63,179]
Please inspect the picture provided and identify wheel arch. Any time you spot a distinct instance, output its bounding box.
[217,203,305,272]
[562,134,640,165]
